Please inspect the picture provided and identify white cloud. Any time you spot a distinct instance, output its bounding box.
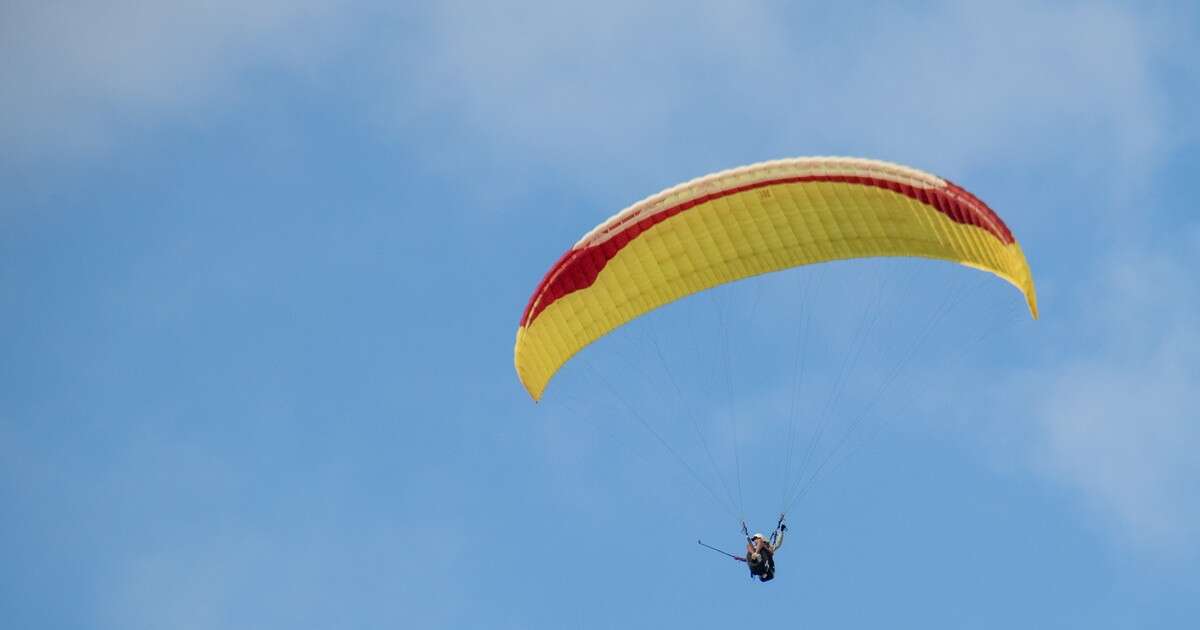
[899,239,1200,559]
[0,0,354,159]
[97,522,463,630]
[1026,246,1200,556]
[405,1,1168,190]
[3,0,1176,198]
[1036,341,1198,553]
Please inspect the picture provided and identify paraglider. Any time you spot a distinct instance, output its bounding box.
[743,515,786,582]
[514,157,1038,581]
[698,516,787,582]
[744,529,782,582]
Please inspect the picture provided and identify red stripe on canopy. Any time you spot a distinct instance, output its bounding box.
[520,175,1011,328]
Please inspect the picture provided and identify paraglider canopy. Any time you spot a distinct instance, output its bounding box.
[514,157,1037,401]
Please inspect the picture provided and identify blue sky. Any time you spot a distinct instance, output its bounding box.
[3,2,1198,628]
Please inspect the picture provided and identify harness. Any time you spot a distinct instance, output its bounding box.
[742,514,785,582]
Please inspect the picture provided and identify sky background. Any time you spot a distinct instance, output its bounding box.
[3,2,1199,628]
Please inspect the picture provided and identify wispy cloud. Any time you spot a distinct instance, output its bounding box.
[5,0,1174,195]
[97,521,464,630]
[1025,244,1200,557]
[403,1,1168,190]
[1,0,353,159]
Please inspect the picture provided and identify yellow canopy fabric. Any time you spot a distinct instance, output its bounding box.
[515,157,1037,400]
